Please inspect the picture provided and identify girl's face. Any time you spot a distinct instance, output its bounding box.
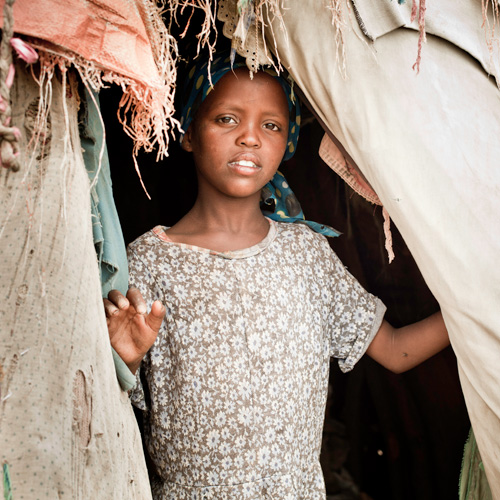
[182,68,289,201]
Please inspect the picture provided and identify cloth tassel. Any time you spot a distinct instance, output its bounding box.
[382,207,395,263]
[411,0,427,73]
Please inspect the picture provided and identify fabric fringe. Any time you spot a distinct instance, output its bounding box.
[382,207,395,264]
[167,1,219,62]
[327,0,348,78]
[410,0,427,73]
[216,0,283,74]
[0,0,20,172]
[167,0,348,78]
[481,0,500,77]
[254,0,287,72]
[27,0,181,165]
[30,43,180,165]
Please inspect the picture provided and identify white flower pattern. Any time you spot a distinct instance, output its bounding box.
[128,220,385,499]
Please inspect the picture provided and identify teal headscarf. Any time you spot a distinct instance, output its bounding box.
[180,53,340,238]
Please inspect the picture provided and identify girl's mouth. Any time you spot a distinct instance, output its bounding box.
[228,160,261,175]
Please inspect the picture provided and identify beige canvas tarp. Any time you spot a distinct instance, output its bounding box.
[0,63,152,498]
[257,0,500,495]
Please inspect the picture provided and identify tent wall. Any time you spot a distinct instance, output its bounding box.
[263,0,500,494]
[0,64,151,499]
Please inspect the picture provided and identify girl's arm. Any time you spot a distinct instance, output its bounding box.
[366,311,450,373]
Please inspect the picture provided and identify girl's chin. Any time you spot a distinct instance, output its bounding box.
[222,184,268,200]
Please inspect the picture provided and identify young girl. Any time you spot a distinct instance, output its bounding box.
[105,54,449,499]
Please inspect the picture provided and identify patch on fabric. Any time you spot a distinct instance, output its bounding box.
[73,370,92,448]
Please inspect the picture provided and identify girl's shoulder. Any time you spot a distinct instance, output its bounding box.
[274,220,330,244]
[128,226,169,248]
[127,226,175,260]
[274,220,333,255]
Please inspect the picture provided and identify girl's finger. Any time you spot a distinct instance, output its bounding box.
[103,298,119,317]
[107,289,129,309]
[126,287,147,315]
[146,300,166,332]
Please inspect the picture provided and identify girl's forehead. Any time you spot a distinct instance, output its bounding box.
[203,69,288,111]
[218,67,281,89]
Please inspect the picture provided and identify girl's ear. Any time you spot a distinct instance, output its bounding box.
[181,126,194,152]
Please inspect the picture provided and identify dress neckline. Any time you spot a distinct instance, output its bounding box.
[150,218,278,260]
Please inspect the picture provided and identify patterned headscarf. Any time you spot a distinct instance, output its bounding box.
[179,53,300,160]
[179,53,340,238]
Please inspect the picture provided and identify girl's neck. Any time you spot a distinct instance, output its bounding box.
[165,191,270,251]
[189,193,264,231]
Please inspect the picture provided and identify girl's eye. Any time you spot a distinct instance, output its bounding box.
[217,116,236,124]
[264,123,280,131]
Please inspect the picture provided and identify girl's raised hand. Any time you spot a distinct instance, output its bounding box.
[104,287,165,374]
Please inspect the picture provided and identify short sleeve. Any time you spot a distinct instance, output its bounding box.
[324,243,386,373]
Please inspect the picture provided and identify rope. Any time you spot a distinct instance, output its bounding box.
[0,0,20,172]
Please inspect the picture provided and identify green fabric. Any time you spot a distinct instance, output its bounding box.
[79,87,133,392]
[112,348,137,392]
[3,463,12,500]
[459,428,492,500]
[80,86,129,297]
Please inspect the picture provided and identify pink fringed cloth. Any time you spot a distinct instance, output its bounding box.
[0,0,179,160]
[319,134,395,263]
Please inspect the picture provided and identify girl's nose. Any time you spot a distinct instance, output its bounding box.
[237,122,261,148]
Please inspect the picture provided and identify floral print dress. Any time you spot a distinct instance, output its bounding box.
[128,220,386,500]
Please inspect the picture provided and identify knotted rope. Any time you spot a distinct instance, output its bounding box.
[0,0,20,172]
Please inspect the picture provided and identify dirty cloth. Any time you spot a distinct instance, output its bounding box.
[79,86,133,391]
[0,64,151,498]
[0,0,177,160]
[262,0,500,492]
[80,86,129,297]
[128,220,385,499]
[1,0,163,89]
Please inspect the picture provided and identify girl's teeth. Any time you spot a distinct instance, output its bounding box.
[231,160,257,168]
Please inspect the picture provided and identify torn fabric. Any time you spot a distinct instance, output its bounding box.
[80,86,129,297]
[0,0,180,159]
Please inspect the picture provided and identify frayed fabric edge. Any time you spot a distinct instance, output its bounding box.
[31,41,181,163]
[319,134,395,263]
[217,0,347,78]
[410,0,427,73]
